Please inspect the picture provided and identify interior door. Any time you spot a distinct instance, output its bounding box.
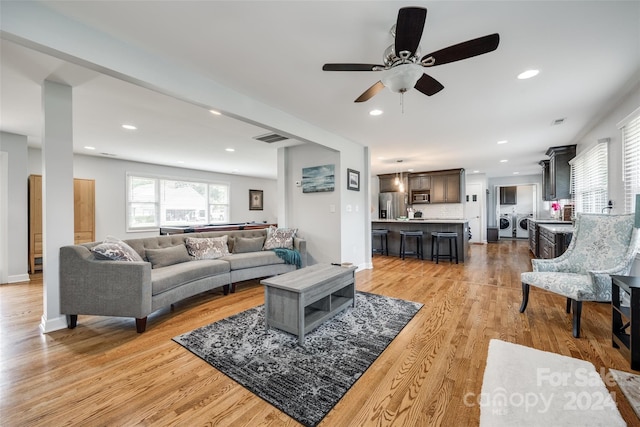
[465,183,482,243]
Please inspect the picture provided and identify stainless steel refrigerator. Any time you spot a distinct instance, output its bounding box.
[379,192,407,219]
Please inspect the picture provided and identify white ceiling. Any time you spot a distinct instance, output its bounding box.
[1,1,639,179]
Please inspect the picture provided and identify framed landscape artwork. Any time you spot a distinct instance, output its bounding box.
[347,169,360,191]
[249,189,263,210]
[302,164,335,193]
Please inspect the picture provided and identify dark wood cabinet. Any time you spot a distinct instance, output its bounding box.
[539,160,552,201]
[499,186,517,205]
[538,224,573,259]
[430,169,464,203]
[409,174,430,192]
[379,174,398,193]
[545,145,576,200]
[528,219,537,256]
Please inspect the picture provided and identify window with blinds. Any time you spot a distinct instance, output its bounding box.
[619,107,640,213]
[570,141,608,214]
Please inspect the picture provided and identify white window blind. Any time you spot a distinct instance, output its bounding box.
[620,107,640,213]
[570,141,608,214]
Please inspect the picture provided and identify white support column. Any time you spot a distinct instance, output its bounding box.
[40,80,74,333]
[277,147,288,227]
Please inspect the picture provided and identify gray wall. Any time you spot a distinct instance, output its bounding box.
[27,148,277,241]
[285,144,341,265]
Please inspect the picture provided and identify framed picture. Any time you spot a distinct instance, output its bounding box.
[347,168,360,191]
[249,189,263,210]
[302,164,335,193]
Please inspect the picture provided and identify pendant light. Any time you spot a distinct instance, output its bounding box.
[395,159,404,192]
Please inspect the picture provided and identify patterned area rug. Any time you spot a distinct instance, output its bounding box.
[610,369,640,420]
[173,291,422,427]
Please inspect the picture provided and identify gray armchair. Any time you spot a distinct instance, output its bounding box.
[520,213,639,337]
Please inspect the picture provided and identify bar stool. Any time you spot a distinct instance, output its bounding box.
[399,230,424,260]
[371,229,389,256]
[431,231,459,264]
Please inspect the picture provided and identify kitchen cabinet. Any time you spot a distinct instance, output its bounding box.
[409,174,430,191]
[430,169,464,203]
[499,186,517,205]
[28,174,95,273]
[378,174,398,193]
[538,224,573,259]
[545,145,576,200]
[539,160,552,201]
[528,219,537,256]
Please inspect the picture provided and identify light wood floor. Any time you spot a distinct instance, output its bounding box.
[1,240,638,426]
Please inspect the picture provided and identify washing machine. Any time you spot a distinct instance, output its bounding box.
[516,213,533,239]
[498,214,513,238]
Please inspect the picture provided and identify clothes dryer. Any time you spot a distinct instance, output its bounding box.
[499,214,513,238]
[516,213,533,239]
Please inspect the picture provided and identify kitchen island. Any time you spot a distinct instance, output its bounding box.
[372,219,469,262]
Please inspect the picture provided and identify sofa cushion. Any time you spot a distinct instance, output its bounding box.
[151,259,230,295]
[221,251,285,270]
[233,236,265,253]
[91,236,143,262]
[185,236,229,260]
[145,245,192,269]
[263,226,297,250]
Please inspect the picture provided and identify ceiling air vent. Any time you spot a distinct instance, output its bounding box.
[551,117,566,126]
[253,132,289,143]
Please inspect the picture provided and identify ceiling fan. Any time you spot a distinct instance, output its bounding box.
[322,7,500,103]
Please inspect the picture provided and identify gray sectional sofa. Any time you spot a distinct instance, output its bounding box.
[59,228,306,333]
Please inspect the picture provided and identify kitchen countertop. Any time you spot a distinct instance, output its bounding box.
[373,219,468,224]
[530,219,573,224]
[539,224,574,234]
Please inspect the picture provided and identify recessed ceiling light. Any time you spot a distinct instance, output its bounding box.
[513,171,520,175]
[500,159,508,163]
[225,148,235,152]
[517,69,539,80]
[497,140,508,145]
[121,124,137,130]
[84,146,95,150]
[473,170,480,173]
[407,168,414,172]
[176,160,184,164]
[369,109,383,116]
[209,109,222,115]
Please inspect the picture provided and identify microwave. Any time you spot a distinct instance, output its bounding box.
[413,192,430,203]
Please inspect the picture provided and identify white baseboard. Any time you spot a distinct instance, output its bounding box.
[40,314,68,333]
[7,273,30,284]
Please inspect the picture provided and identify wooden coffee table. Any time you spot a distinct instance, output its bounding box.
[261,263,357,345]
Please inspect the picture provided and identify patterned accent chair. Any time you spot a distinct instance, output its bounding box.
[520,213,639,338]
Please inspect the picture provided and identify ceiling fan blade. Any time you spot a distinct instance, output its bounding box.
[323,63,384,71]
[414,74,444,96]
[395,7,427,56]
[355,81,385,103]
[421,33,500,67]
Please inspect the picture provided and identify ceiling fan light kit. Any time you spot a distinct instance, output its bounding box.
[380,64,423,94]
[322,6,500,103]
